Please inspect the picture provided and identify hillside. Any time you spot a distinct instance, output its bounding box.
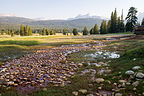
[0,16,104,30]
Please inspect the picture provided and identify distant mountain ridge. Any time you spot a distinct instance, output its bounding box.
[0,14,105,30]
[68,14,108,20]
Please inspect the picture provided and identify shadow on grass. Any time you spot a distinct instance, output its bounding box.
[0,46,34,62]
[40,41,85,47]
[0,40,39,46]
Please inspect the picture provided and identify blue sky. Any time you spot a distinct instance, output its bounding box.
[0,0,144,19]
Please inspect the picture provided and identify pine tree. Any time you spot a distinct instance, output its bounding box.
[50,29,56,35]
[63,28,67,35]
[117,17,121,33]
[93,24,99,34]
[42,28,46,35]
[72,28,78,36]
[50,30,53,35]
[110,12,114,33]
[120,10,125,32]
[20,24,24,36]
[83,26,88,35]
[46,29,50,35]
[28,27,32,36]
[24,25,29,36]
[10,29,14,37]
[109,9,118,33]
[8,29,11,35]
[141,18,144,25]
[52,29,56,35]
[107,20,111,33]
[125,7,138,32]
[17,29,20,35]
[100,20,107,34]
[90,28,94,35]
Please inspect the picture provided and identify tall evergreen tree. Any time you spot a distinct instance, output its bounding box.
[117,17,121,33]
[52,29,56,35]
[141,18,144,25]
[110,12,114,33]
[120,10,125,32]
[50,29,56,35]
[16,29,20,35]
[100,20,107,34]
[93,24,99,34]
[20,24,24,36]
[109,9,118,33]
[125,7,138,32]
[46,29,50,35]
[113,8,118,33]
[90,28,94,35]
[107,20,111,33]
[63,28,67,35]
[24,25,29,36]
[72,28,78,36]
[28,27,32,36]
[10,29,14,37]
[83,26,88,35]
[42,28,46,35]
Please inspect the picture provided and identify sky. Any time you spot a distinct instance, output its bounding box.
[0,0,144,20]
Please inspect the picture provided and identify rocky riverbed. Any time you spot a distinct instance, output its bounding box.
[0,41,104,94]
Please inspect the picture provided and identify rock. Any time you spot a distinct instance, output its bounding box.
[78,63,83,67]
[98,62,105,65]
[125,70,134,75]
[60,82,65,87]
[121,83,126,87]
[118,84,121,88]
[98,87,102,90]
[133,88,137,91]
[7,81,14,86]
[72,91,78,96]
[78,89,87,94]
[113,83,117,86]
[136,73,144,78]
[88,84,93,88]
[104,70,112,74]
[106,80,111,84]
[42,88,47,91]
[86,94,94,96]
[115,93,123,96]
[132,81,139,87]
[119,80,127,83]
[132,66,141,70]
[126,82,131,85]
[94,78,104,83]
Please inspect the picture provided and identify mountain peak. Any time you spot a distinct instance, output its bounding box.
[68,14,108,20]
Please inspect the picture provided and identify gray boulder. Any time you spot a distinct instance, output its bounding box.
[125,70,134,75]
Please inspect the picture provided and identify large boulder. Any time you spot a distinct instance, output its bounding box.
[136,73,144,78]
[132,66,141,70]
[125,70,134,75]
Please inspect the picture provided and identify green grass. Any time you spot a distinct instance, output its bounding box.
[0,40,39,46]
[103,36,144,95]
[1,34,144,96]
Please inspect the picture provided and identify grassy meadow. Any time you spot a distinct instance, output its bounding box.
[1,33,144,96]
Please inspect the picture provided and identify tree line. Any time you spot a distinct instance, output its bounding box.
[0,7,144,36]
[72,7,144,36]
